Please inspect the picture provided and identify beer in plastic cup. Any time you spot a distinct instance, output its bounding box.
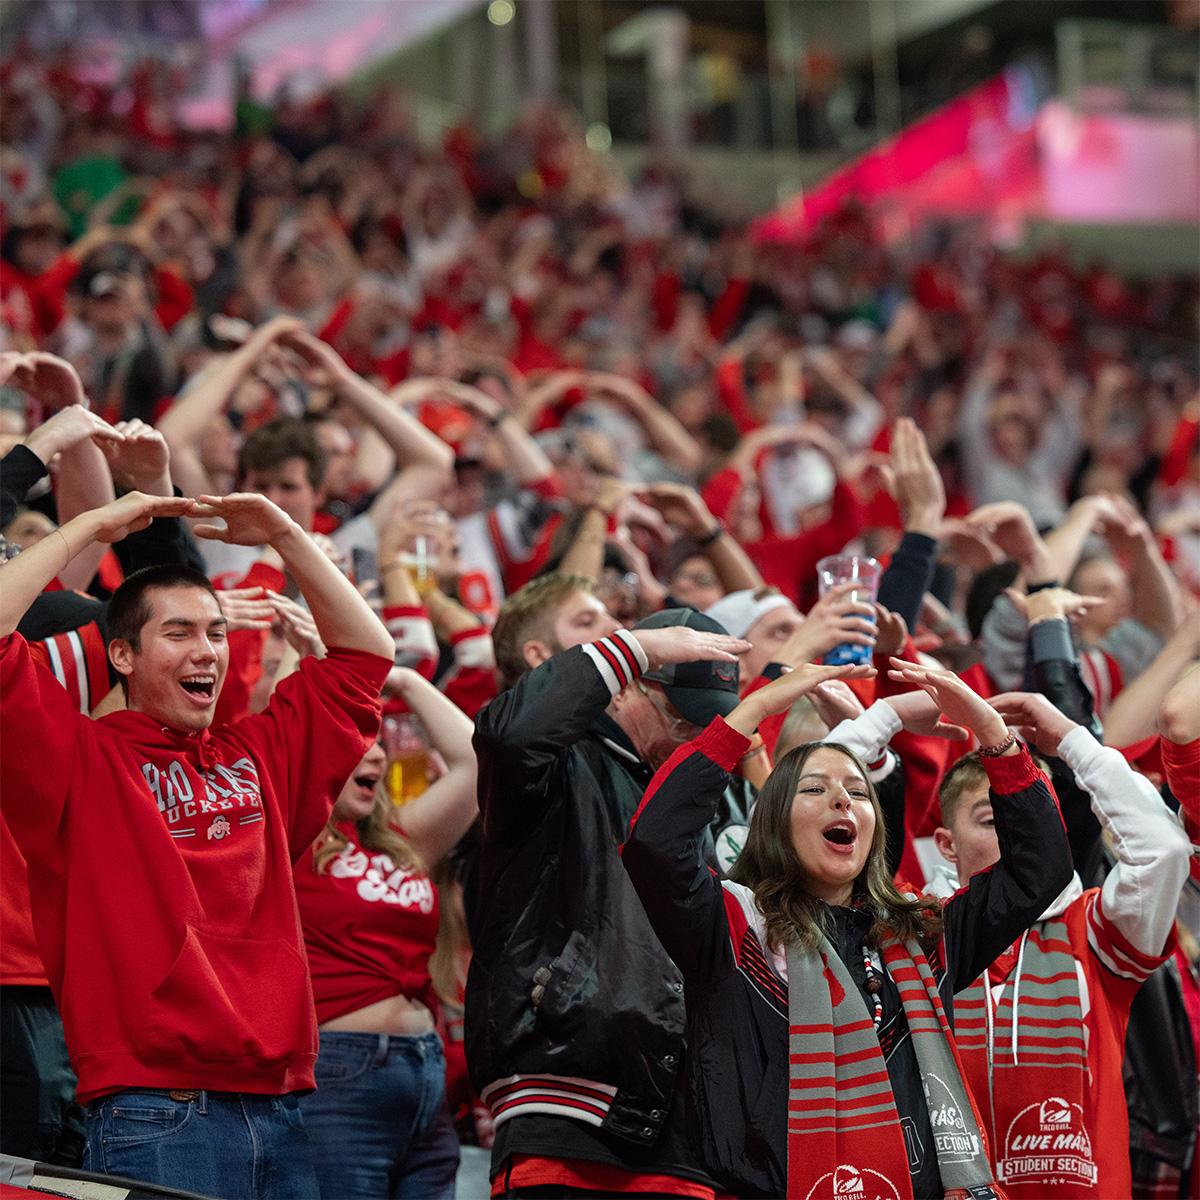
[816,554,880,666]
[382,713,430,805]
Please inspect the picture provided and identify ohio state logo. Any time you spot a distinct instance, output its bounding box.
[805,1163,901,1200]
[999,1098,1097,1188]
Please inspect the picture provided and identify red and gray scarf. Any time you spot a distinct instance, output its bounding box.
[955,914,1091,1197]
[786,930,999,1200]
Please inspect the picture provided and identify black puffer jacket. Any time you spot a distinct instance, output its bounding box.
[465,634,687,1151]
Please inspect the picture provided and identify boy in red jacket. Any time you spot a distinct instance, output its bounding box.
[934,692,1191,1199]
[0,489,394,1199]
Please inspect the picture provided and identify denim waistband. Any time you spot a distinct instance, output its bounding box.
[316,1029,443,1065]
[92,1089,300,1115]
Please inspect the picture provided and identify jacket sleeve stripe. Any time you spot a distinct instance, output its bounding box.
[582,641,624,694]
[581,632,647,697]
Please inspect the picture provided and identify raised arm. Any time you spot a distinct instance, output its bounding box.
[1104,496,1184,642]
[1158,662,1200,835]
[1005,587,1104,735]
[444,380,556,486]
[158,317,300,494]
[53,436,117,592]
[282,331,454,477]
[888,660,1074,988]
[191,493,393,659]
[1100,617,1200,748]
[475,624,748,834]
[558,478,626,580]
[876,418,944,630]
[587,372,704,476]
[380,667,478,865]
[1159,659,1200,747]
[803,346,883,448]
[0,492,196,637]
[637,482,765,594]
[513,369,586,432]
[12,354,119,591]
[995,692,1189,966]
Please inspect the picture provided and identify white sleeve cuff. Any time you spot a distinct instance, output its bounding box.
[827,699,903,765]
[582,629,648,697]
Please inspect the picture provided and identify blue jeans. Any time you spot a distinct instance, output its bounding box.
[83,1089,317,1199]
[300,1030,459,1200]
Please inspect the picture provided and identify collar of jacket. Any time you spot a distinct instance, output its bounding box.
[592,711,644,768]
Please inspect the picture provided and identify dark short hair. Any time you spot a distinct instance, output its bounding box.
[107,565,219,651]
[237,417,327,489]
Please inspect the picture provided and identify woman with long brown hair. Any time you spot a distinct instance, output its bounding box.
[294,667,479,1200]
[622,658,1073,1199]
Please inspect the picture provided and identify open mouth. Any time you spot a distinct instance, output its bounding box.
[353,773,381,795]
[178,674,216,704]
[822,820,857,851]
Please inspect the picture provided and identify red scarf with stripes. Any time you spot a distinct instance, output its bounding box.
[955,916,1093,1197]
[786,930,999,1200]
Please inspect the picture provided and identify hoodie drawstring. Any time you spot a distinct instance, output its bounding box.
[1010,928,1030,1067]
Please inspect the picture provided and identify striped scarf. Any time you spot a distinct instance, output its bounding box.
[786,930,999,1200]
[955,917,1091,1196]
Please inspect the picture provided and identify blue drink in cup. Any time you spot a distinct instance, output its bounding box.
[816,554,881,666]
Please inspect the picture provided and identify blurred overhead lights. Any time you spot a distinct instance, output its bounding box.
[487,0,515,26]
[585,123,612,152]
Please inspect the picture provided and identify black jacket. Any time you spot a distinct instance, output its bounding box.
[465,636,687,1153]
[622,719,1074,1198]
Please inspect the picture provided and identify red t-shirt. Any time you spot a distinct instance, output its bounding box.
[294,820,439,1025]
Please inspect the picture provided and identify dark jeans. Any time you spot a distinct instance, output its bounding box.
[299,1030,459,1200]
[0,985,85,1166]
[83,1090,317,1199]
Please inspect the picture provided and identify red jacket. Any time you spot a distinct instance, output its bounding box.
[0,634,389,1103]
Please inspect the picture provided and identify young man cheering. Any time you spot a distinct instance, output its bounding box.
[0,489,394,1199]
[934,691,1190,1199]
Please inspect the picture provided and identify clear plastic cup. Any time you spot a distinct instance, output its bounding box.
[816,554,881,666]
[382,713,430,805]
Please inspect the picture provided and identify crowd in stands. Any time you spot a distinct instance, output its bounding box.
[1,50,1198,1200]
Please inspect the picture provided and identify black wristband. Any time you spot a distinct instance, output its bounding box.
[696,525,723,548]
[1026,580,1060,594]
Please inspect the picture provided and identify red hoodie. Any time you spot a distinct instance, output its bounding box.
[0,634,390,1104]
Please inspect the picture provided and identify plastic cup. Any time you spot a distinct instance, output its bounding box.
[400,534,436,595]
[382,713,430,805]
[816,554,881,666]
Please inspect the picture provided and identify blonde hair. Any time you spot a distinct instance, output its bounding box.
[313,781,422,876]
[492,571,597,687]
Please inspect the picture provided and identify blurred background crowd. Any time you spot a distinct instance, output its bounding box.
[0,0,1197,1196]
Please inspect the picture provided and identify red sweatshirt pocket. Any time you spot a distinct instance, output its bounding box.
[145,927,311,1069]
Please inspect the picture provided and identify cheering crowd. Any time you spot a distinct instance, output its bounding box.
[1,52,1199,1200]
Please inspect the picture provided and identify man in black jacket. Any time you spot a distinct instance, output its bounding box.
[468,593,751,1198]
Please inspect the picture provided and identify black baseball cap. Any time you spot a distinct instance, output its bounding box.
[634,607,741,727]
